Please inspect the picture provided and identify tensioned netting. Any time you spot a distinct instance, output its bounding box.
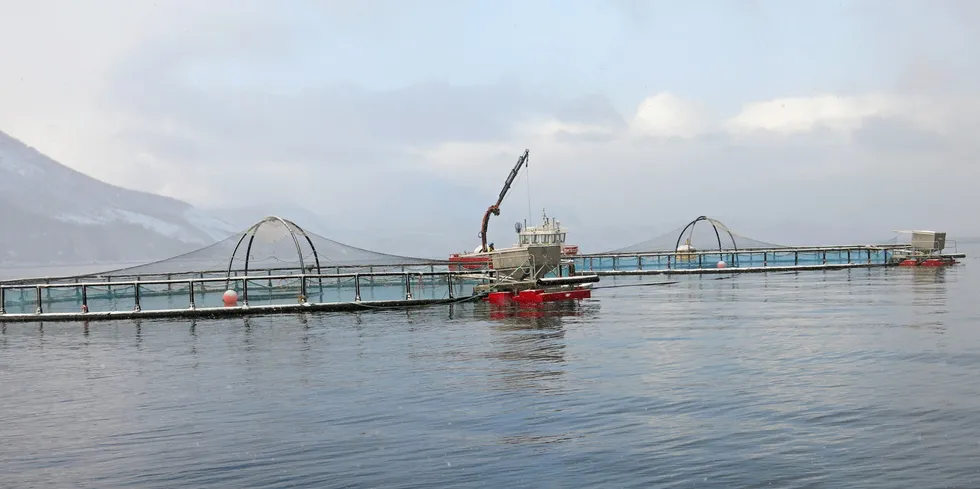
[0,216,490,315]
[89,216,448,278]
[605,216,789,254]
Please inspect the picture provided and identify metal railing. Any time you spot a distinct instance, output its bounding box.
[573,246,901,273]
[0,270,495,316]
[0,261,458,286]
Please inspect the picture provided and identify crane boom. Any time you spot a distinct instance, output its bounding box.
[479,149,529,253]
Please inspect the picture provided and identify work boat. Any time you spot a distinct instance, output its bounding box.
[447,148,579,271]
[449,209,579,270]
[453,148,598,305]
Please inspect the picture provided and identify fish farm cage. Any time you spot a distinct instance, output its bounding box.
[0,215,965,320]
[570,216,960,275]
[0,217,504,317]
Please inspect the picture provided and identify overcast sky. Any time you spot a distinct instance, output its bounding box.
[1,0,978,252]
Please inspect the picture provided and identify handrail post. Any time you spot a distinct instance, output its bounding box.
[81,286,88,313]
[242,276,249,306]
[447,273,454,299]
[404,273,412,300]
[35,286,42,314]
[0,286,5,314]
[188,281,196,309]
[133,282,141,312]
[300,275,308,302]
[354,274,361,301]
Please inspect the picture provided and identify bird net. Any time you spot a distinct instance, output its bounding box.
[605,216,789,254]
[0,217,485,314]
[87,216,449,279]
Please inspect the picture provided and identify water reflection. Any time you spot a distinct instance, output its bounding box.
[908,267,949,333]
[477,301,596,395]
[188,319,199,369]
[134,320,142,349]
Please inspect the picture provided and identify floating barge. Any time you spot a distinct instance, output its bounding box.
[471,244,597,306]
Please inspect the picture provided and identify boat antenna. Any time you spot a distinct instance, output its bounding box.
[525,151,533,225]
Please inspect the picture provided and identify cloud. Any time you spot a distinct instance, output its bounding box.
[630,93,712,138]
[725,94,898,134]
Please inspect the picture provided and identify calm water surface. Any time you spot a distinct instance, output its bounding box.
[2,248,979,488]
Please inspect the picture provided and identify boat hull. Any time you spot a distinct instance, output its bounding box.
[485,287,591,305]
[895,257,957,267]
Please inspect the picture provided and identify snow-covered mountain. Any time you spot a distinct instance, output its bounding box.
[0,130,239,266]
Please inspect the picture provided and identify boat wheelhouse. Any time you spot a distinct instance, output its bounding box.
[516,209,578,257]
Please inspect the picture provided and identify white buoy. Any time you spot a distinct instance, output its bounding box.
[222,289,239,306]
[717,260,726,268]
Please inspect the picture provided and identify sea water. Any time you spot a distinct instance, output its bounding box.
[1,244,978,488]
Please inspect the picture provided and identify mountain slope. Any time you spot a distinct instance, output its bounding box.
[0,130,238,266]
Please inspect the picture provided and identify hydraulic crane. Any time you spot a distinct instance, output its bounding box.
[478,149,529,253]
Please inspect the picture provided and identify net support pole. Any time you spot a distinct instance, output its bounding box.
[189,281,196,309]
[133,282,141,312]
[0,286,5,314]
[226,231,251,289]
[354,274,361,301]
[35,286,42,314]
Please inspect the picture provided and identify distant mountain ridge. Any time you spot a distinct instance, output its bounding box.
[0,130,238,267]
